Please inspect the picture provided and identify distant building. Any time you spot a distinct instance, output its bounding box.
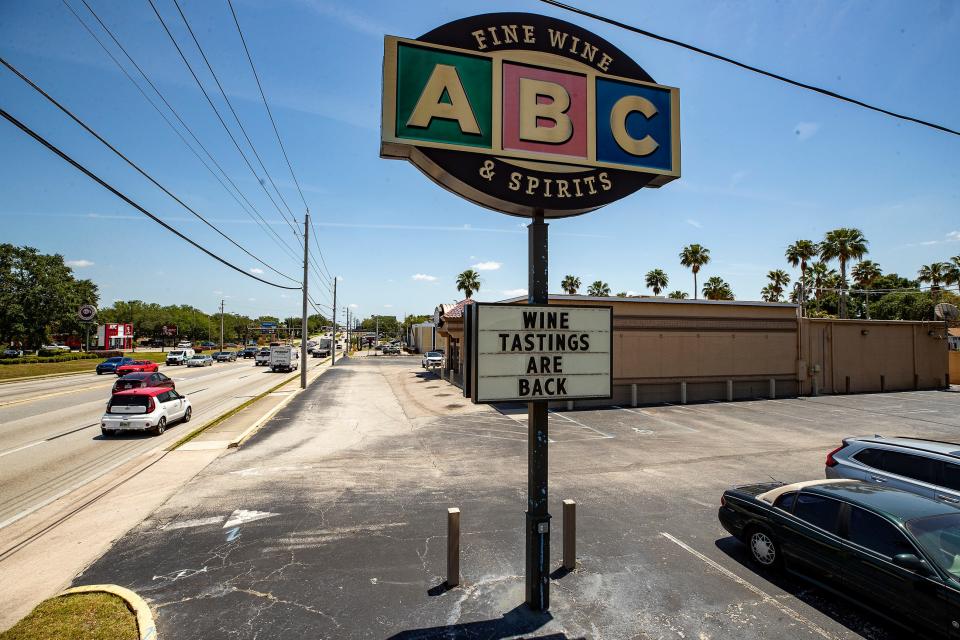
[97,323,133,350]
[407,321,445,354]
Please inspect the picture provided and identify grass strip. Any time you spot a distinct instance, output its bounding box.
[0,352,168,381]
[0,593,138,640]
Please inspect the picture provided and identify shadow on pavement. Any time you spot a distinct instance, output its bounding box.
[714,536,906,639]
[386,605,581,640]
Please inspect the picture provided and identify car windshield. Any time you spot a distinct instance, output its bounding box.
[427,352,440,357]
[170,351,183,356]
[105,357,122,363]
[906,513,960,579]
[190,355,204,360]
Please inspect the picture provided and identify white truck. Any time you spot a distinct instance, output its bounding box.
[166,348,195,365]
[270,345,299,372]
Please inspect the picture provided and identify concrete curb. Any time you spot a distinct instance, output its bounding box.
[61,584,157,640]
[0,369,94,384]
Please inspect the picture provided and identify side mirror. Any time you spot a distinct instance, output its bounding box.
[893,553,933,575]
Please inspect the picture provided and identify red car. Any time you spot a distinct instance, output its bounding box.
[115,360,159,376]
[112,372,175,394]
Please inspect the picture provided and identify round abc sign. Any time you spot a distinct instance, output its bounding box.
[381,12,680,218]
[78,304,97,322]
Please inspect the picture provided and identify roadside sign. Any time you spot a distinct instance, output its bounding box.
[77,304,97,322]
[381,13,680,218]
[470,303,612,403]
[260,321,277,328]
[161,324,178,336]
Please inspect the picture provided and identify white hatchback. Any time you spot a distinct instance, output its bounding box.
[101,388,192,436]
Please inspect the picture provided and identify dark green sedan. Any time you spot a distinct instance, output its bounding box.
[719,479,960,637]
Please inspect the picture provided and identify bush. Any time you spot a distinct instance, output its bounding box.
[0,350,121,365]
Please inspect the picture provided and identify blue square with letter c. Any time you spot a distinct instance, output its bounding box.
[595,78,673,172]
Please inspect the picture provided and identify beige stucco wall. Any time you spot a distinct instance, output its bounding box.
[950,351,960,385]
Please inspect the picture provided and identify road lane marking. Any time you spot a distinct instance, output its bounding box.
[660,532,838,640]
[46,423,99,441]
[160,516,225,530]
[0,383,110,408]
[223,509,278,528]
[0,440,44,458]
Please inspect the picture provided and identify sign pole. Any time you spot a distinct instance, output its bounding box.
[526,210,550,611]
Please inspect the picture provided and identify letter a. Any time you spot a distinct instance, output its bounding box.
[519,78,572,145]
[407,64,481,135]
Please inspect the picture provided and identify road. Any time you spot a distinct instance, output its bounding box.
[0,355,326,530]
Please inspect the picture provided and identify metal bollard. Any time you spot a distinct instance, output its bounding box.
[447,508,460,587]
[680,381,687,405]
[631,383,638,407]
[562,499,576,571]
[567,400,574,411]
[769,378,776,400]
[726,379,733,402]
[845,376,851,394]
[812,377,819,397]
[880,374,885,393]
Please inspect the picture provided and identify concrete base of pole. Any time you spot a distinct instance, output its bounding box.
[680,381,687,405]
[726,379,733,402]
[631,384,637,407]
[769,378,776,399]
[566,401,574,411]
[562,500,576,571]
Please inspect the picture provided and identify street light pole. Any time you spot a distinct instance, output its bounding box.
[331,277,338,365]
[219,299,224,354]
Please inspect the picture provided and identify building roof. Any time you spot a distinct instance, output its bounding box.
[438,299,475,322]
[497,293,797,308]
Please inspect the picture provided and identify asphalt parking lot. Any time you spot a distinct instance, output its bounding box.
[73,356,959,639]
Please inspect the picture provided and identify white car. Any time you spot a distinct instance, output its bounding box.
[41,343,71,352]
[187,354,214,367]
[101,388,192,436]
[422,351,443,368]
[166,348,195,365]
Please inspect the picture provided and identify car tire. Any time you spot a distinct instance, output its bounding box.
[101,428,110,437]
[155,417,167,436]
[183,407,192,423]
[97,371,103,375]
[746,526,782,570]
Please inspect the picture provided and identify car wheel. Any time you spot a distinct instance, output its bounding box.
[97,370,103,375]
[183,407,192,422]
[747,527,781,570]
[155,417,167,436]
[101,428,110,437]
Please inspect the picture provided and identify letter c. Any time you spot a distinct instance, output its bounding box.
[610,95,658,156]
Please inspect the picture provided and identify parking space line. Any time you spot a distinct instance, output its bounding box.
[714,400,817,423]
[626,408,699,433]
[428,429,525,442]
[548,410,614,438]
[659,532,838,640]
[428,423,529,437]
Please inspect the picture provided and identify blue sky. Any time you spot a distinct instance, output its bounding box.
[2,0,958,321]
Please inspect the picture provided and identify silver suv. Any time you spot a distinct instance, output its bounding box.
[825,435,960,507]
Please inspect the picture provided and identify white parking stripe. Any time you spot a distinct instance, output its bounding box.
[660,532,838,640]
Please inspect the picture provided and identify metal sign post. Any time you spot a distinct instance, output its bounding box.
[526,211,550,609]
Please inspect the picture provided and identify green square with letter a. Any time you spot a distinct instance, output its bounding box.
[395,43,492,148]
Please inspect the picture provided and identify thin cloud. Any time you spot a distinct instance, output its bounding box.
[412,273,438,282]
[794,121,820,141]
[299,1,388,37]
[349,303,359,308]
[472,261,502,271]
[250,267,264,275]
[910,230,960,247]
[502,288,528,297]
[66,259,94,268]
[383,304,393,308]
[685,219,702,229]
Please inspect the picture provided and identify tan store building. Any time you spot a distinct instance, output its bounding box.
[435,295,950,406]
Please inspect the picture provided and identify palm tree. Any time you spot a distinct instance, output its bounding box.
[667,290,688,300]
[944,257,960,291]
[785,239,817,314]
[918,262,949,298]
[852,260,882,319]
[808,261,833,310]
[644,268,669,296]
[761,284,780,303]
[702,276,734,300]
[587,281,611,297]
[767,269,791,299]
[615,291,628,297]
[560,275,581,295]
[819,228,868,318]
[455,269,481,299]
[679,244,710,300]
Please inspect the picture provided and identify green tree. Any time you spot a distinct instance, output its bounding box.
[946,256,960,289]
[871,290,960,321]
[819,228,868,318]
[560,275,581,295]
[679,244,710,300]
[644,268,669,295]
[667,290,688,300]
[766,269,790,301]
[785,239,818,312]
[587,281,611,296]
[702,276,734,300]
[456,269,481,299]
[761,284,779,303]
[918,262,950,297]
[851,260,882,318]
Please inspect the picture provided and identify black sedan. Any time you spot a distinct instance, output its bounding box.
[719,479,960,637]
[112,372,175,394]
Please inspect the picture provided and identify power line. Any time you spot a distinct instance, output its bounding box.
[145,0,305,245]
[225,0,308,215]
[539,0,960,137]
[67,0,302,265]
[0,57,300,286]
[0,106,300,290]
[170,0,302,235]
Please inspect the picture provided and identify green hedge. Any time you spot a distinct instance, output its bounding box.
[0,350,122,365]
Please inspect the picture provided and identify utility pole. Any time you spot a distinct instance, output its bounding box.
[219,299,225,354]
[331,277,338,365]
[301,213,309,389]
[375,316,379,350]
